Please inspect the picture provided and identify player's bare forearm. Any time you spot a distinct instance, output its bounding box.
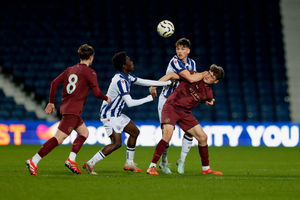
[159,72,180,82]
[179,70,208,83]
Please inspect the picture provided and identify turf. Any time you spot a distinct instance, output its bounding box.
[0,145,299,200]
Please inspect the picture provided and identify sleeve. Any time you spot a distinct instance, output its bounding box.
[134,77,171,86]
[192,59,197,71]
[49,71,65,103]
[117,79,130,96]
[122,94,153,107]
[87,69,108,101]
[170,59,186,73]
[129,73,138,83]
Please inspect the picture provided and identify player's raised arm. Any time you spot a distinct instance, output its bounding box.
[149,72,180,98]
[179,69,208,83]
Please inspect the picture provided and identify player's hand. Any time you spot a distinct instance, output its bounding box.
[106,97,112,105]
[205,98,215,106]
[149,86,157,99]
[202,71,209,79]
[45,103,55,115]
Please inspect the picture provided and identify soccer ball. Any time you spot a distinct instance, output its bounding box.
[157,20,175,38]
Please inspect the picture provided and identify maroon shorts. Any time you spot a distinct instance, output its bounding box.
[58,114,84,135]
[161,103,199,131]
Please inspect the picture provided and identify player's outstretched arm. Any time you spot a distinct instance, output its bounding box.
[134,78,172,87]
[179,70,208,83]
[122,94,153,107]
[45,103,55,115]
[149,72,180,98]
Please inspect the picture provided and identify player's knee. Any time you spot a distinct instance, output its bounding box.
[80,131,89,138]
[133,128,140,137]
[112,140,122,149]
[198,133,207,144]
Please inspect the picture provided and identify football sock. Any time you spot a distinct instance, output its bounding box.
[71,135,87,154]
[126,147,135,164]
[149,162,157,168]
[32,153,41,166]
[161,145,169,163]
[68,152,76,162]
[88,150,105,166]
[179,134,193,162]
[150,139,168,166]
[37,137,59,158]
[198,145,209,167]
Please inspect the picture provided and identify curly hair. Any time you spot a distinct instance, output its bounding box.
[112,51,127,71]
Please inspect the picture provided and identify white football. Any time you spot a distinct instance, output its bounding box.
[157,20,175,38]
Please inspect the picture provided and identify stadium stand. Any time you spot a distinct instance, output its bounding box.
[0,0,290,122]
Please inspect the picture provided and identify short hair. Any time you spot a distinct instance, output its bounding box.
[112,51,127,71]
[78,44,94,60]
[175,37,191,49]
[210,64,225,80]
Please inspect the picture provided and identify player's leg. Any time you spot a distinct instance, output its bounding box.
[122,120,142,172]
[147,124,174,175]
[65,121,89,174]
[157,94,171,174]
[186,124,223,175]
[67,121,88,162]
[26,129,67,176]
[176,132,193,174]
[83,131,121,175]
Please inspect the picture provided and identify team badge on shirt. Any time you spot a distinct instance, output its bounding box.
[165,118,170,123]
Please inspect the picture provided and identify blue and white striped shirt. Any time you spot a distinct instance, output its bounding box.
[100,72,137,119]
[161,55,197,97]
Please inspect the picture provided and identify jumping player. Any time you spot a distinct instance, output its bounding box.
[26,44,111,176]
[147,64,224,175]
[150,38,211,174]
[82,51,173,175]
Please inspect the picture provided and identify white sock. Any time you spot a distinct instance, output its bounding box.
[32,153,42,166]
[126,147,135,164]
[68,152,77,162]
[202,166,210,171]
[88,150,105,166]
[180,134,193,162]
[149,162,157,168]
[161,145,169,163]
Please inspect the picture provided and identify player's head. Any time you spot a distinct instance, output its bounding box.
[175,38,191,60]
[78,44,95,65]
[112,51,134,73]
[203,64,225,85]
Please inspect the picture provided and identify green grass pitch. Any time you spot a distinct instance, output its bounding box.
[0,145,299,200]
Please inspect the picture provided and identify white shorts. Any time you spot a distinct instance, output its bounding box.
[100,114,131,136]
[158,93,168,123]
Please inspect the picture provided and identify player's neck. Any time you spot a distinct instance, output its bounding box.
[121,69,130,76]
[80,60,90,67]
[180,57,188,64]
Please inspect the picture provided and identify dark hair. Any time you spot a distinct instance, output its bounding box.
[210,64,225,80]
[175,37,191,48]
[112,51,127,71]
[78,44,94,60]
